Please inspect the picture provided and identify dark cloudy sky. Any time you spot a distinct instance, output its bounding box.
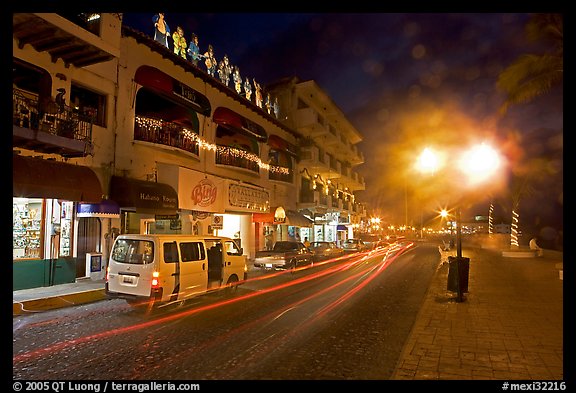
[122,13,563,244]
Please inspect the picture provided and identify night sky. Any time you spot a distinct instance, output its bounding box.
[121,13,563,247]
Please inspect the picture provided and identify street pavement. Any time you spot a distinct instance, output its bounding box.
[391,245,565,381]
[13,242,566,381]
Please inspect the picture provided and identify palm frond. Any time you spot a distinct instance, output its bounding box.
[497,54,563,114]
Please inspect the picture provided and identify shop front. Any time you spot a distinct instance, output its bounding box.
[13,154,102,290]
[157,163,270,259]
[312,212,341,244]
[76,199,120,280]
[109,175,179,235]
[252,208,313,250]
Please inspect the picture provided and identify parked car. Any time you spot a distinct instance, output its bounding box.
[309,241,345,261]
[358,234,380,250]
[253,241,314,270]
[341,238,368,253]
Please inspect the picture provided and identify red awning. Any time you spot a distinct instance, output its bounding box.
[13,154,102,202]
[268,134,299,157]
[134,65,211,116]
[213,107,267,142]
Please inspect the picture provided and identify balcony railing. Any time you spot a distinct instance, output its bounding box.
[13,88,93,140]
[134,115,199,155]
[13,88,94,157]
[268,166,293,183]
[215,145,260,173]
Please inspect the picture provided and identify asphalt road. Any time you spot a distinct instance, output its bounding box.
[13,242,440,380]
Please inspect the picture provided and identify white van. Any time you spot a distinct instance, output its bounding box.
[105,234,247,308]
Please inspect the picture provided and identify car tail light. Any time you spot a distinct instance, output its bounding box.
[151,271,160,288]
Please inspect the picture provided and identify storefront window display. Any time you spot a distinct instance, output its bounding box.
[55,200,73,257]
[13,198,43,259]
[13,198,74,260]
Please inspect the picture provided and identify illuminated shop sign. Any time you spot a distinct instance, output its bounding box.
[228,183,269,212]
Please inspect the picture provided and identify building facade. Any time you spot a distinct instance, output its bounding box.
[12,13,367,290]
[267,78,367,245]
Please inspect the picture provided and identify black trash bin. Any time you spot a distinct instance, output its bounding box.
[447,255,469,294]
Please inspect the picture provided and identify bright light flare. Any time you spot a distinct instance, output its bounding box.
[457,143,501,185]
[415,147,442,174]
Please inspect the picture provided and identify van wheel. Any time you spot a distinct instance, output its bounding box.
[224,275,239,296]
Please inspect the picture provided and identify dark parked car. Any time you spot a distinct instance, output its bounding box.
[309,241,345,261]
[253,241,314,270]
[341,238,368,253]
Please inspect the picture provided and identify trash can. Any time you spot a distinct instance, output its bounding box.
[447,256,469,294]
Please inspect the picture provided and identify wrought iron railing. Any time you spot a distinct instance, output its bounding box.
[215,145,260,173]
[268,166,293,183]
[13,88,93,141]
[134,115,200,155]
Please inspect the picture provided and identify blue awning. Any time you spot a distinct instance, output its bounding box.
[77,199,120,218]
[337,224,348,231]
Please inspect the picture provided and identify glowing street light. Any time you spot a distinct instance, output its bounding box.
[415,147,442,174]
[457,143,501,186]
[416,143,503,302]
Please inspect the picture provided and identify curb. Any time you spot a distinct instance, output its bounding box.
[13,289,107,317]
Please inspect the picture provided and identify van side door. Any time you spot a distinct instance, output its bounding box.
[178,241,208,299]
[222,239,246,282]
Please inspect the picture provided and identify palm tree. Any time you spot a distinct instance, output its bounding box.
[497,13,563,114]
[497,14,563,249]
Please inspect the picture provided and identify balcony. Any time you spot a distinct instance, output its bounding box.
[13,88,93,158]
[268,165,293,183]
[13,13,118,68]
[299,145,330,173]
[134,115,200,156]
[215,145,260,174]
[295,107,329,137]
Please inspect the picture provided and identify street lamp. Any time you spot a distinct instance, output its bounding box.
[416,143,502,302]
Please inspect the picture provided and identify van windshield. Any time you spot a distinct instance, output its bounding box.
[112,239,154,264]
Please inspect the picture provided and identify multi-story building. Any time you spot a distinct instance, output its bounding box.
[12,13,367,290]
[13,13,122,290]
[267,77,367,245]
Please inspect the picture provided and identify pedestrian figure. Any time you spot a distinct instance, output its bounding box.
[172,26,187,59]
[273,97,280,118]
[152,13,170,48]
[233,66,242,94]
[254,78,263,108]
[187,33,202,66]
[55,88,66,112]
[217,54,232,87]
[265,93,272,114]
[244,77,252,101]
[204,44,217,77]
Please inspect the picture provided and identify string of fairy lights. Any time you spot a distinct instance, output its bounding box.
[488,202,494,234]
[135,115,289,174]
[299,169,355,203]
[511,209,519,247]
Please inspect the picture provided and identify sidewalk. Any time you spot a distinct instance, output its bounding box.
[13,278,106,316]
[13,245,565,380]
[391,246,564,380]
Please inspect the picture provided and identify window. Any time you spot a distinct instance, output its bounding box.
[180,242,205,262]
[163,242,179,263]
[224,240,242,255]
[70,84,106,127]
[111,239,154,264]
